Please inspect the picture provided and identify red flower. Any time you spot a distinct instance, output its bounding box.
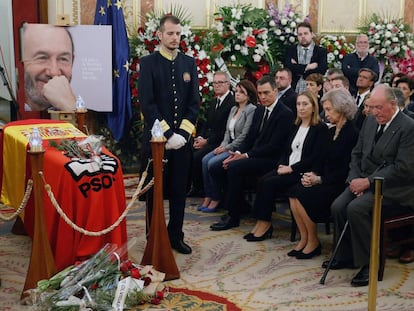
[253,70,263,81]
[211,43,224,53]
[259,64,270,74]
[245,36,257,48]
[150,298,161,305]
[90,283,99,290]
[143,276,152,286]
[253,29,265,35]
[137,27,145,35]
[130,267,141,279]
[156,291,164,299]
[120,260,133,273]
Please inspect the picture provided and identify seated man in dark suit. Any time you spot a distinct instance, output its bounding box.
[188,71,234,196]
[275,68,297,115]
[325,84,414,286]
[353,68,378,129]
[209,75,295,231]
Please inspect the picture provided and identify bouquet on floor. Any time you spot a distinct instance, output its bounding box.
[24,242,167,310]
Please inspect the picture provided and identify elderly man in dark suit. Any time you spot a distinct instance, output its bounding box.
[275,67,297,115]
[283,22,327,93]
[139,15,200,254]
[188,71,234,197]
[324,84,414,286]
[209,75,295,231]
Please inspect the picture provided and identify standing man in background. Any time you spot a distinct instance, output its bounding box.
[284,22,327,93]
[139,15,200,255]
[342,34,379,96]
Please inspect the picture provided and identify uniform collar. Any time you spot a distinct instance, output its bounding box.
[159,46,178,61]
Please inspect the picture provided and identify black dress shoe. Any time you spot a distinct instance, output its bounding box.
[243,232,254,239]
[171,240,192,254]
[287,248,304,257]
[246,226,273,242]
[321,259,356,270]
[296,243,321,259]
[210,217,239,231]
[351,265,370,287]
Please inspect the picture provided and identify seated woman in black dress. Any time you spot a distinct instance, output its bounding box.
[287,87,359,259]
[244,90,329,242]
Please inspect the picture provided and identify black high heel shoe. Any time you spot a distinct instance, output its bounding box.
[295,243,322,259]
[287,248,304,257]
[246,226,273,242]
[243,232,254,239]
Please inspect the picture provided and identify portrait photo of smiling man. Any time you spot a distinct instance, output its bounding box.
[22,23,76,112]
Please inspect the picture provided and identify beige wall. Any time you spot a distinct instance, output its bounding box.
[50,0,414,34]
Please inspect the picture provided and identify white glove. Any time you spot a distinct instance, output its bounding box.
[165,133,186,150]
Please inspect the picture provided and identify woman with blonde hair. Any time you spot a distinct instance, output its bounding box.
[244,90,328,241]
[287,88,359,259]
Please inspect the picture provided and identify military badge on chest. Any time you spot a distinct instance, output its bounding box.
[183,72,191,82]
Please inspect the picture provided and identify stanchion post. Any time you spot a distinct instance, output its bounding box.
[368,177,384,311]
[141,121,180,280]
[22,150,57,297]
[76,111,87,134]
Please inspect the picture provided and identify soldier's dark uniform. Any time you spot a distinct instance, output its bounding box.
[138,49,200,246]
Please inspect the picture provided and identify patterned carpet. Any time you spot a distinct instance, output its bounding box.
[1,177,414,310]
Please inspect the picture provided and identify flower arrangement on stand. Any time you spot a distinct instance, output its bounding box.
[267,3,308,59]
[210,4,276,81]
[359,13,414,62]
[359,13,414,83]
[319,34,355,68]
[129,10,214,122]
[396,49,414,78]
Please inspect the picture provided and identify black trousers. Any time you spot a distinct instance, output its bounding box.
[142,143,191,243]
[209,157,277,221]
[253,170,301,221]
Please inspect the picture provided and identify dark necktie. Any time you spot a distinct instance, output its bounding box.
[303,48,308,63]
[374,124,385,143]
[356,95,361,107]
[260,108,269,131]
[215,98,221,110]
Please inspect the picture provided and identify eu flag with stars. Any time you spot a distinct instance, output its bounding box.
[94,0,132,140]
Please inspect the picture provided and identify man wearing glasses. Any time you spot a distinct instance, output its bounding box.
[342,34,380,96]
[23,23,76,112]
[188,71,234,197]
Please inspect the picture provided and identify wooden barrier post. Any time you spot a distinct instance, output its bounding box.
[368,177,384,311]
[76,111,87,134]
[22,150,57,297]
[141,122,180,280]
